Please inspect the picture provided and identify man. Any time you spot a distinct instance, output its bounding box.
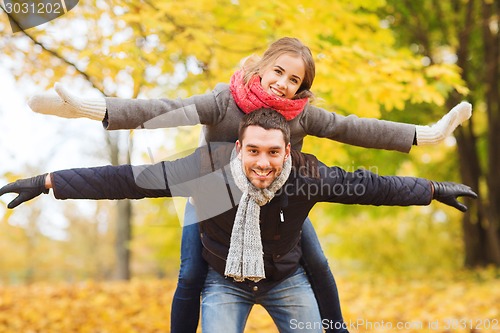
[0,109,477,333]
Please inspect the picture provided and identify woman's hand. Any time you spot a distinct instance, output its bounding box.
[415,102,472,145]
[28,83,106,120]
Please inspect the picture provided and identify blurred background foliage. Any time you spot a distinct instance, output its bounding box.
[0,0,499,331]
[0,0,474,280]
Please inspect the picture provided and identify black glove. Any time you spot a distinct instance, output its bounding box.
[0,174,50,209]
[431,181,477,212]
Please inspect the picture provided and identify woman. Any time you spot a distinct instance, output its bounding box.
[29,37,472,333]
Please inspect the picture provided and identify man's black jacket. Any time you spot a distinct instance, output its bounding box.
[50,143,432,294]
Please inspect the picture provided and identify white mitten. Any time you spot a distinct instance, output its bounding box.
[28,82,106,120]
[415,101,472,145]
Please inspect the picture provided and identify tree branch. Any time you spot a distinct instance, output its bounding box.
[1,9,106,96]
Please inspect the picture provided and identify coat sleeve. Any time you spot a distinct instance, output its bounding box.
[300,104,416,153]
[103,86,226,130]
[50,151,206,200]
[313,164,432,206]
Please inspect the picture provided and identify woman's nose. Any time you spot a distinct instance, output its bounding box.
[277,76,287,87]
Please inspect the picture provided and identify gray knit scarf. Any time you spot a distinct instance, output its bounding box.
[225,148,292,282]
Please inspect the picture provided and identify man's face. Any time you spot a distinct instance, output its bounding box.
[236,125,291,189]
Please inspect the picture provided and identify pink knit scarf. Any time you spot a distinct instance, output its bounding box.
[229,70,308,121]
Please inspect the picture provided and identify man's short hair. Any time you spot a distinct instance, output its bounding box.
[238,109,291,146]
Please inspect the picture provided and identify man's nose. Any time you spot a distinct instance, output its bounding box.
[256,155,270,168]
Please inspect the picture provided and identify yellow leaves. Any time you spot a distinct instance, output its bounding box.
[312,42,467,118]
[342,271,500,333]
[425,63,470,96]
[3,0,469,109]
[0,274,498,333]
[0,279,173,333]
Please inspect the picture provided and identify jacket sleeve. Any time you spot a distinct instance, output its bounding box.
[300,104,416,153]
[315,164,432,206]
[103,85,227,130]
[50,151,206,200]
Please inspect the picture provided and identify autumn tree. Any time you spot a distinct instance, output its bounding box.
[381,0,500,267]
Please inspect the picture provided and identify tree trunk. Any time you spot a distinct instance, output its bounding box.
[115,200,132,280]
[106,131,133,280]
[388,0,500,267]
[452,0,484,267]
[455,128,488,266]
[481,0,500,265]
[449,0,500,266]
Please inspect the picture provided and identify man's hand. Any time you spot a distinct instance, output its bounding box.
[0,174,50,209]
[431,181,477,212]
[28,83,106,120]
[416,102,472,145]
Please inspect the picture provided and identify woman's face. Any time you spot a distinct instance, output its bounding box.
[260,54,305,99]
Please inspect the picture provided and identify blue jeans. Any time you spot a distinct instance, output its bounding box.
[202,266,322,333]
[301,219,348,333]
[170,202,208,333]
[171,201,348,333]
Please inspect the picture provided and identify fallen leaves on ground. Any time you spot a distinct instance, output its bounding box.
[0,271,498,333]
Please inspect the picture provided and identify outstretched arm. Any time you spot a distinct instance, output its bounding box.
[316,165,477,212]
[0,164,174,209]
[28,83,221,130]
[301,102,472,153]
[0,145,231,208]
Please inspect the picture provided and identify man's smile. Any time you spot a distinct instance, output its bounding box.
[253,169,273,178]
